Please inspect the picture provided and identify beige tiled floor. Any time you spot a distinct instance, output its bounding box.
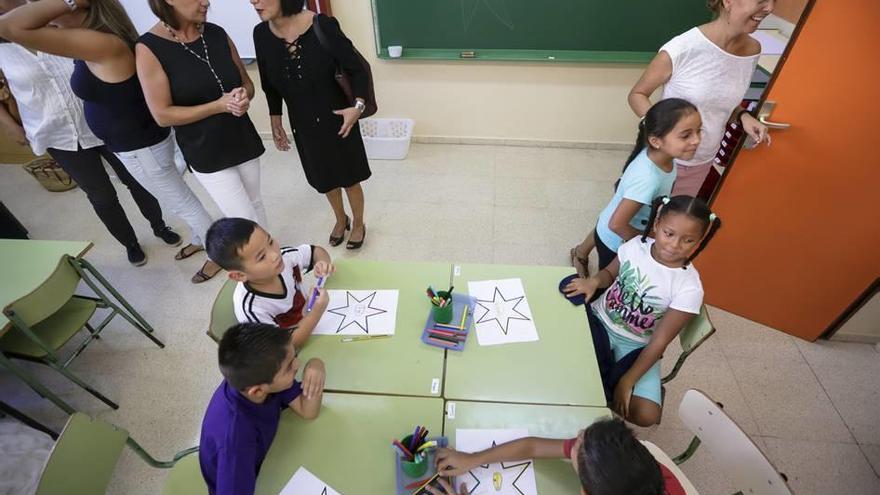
[1,142,878,494]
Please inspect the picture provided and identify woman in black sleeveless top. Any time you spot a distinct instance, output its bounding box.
[137,0,267,230]
[251,1,371,249]
[0,0,226,275]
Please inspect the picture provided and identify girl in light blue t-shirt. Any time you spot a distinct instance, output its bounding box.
[571,98,702,274]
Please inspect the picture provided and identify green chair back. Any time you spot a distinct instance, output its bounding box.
[207,279,237,343]
[161,450,209,495]
[679,305,715,353]
[7,255,81,325]
[35,413,128,495]
[662,305,716,385]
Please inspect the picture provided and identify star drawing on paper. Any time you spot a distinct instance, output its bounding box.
[465,442,532,495]
[326,291,387,334]
[320,488,327,495]
[475,287,530,335]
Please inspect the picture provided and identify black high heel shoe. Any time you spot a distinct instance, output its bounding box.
[329,215,350,246]
[346,224,366,250]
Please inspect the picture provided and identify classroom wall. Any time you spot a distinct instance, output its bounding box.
[246,1,647,146]
[773,0,809,24]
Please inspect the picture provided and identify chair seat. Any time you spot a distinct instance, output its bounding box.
[162,451,208,495]
[642,440,700,495]
[1,297,97,358]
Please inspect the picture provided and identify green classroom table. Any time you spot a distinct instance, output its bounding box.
[256,392,444,495]
[298,259,451,397]
[443,400,612,495]
[445,263,606,407]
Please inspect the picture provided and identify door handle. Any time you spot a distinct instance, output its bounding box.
[757,101,791,130]
[758,115,791,129]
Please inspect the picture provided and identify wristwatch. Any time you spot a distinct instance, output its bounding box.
[62,0,78,11]
[354,99,366,114]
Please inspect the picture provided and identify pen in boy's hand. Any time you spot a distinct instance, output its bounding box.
[306,276,326,312]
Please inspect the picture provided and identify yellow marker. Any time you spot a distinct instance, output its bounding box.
[341,335,391,343]
[415,440,438,453]
[493,472,502,490]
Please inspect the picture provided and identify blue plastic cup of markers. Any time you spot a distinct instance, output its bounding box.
[432,291,453,324]
[400,434,429,478]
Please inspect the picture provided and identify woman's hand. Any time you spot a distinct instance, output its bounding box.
[270,115,290,151]
[563,277,599,301]
[741,112,771,146]
[613,377,635,419]
[226,87,250,117]
[332,106,361,138]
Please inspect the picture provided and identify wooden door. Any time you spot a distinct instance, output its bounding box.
[696,0,880,341]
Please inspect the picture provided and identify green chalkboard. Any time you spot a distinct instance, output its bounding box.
[371,0,713,63]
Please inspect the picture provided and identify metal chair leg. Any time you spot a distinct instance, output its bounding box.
[0,400,59,440]
[0,352,75,414]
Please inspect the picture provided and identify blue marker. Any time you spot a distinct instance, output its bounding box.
[306,276,326,313]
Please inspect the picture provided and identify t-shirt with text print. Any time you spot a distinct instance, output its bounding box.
[591,237,703,344]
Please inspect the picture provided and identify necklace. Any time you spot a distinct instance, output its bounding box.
[162,22,226,93]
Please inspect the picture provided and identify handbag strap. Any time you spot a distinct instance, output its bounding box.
[311,14,335,60]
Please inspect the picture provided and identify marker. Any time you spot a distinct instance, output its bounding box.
[305,276,326,312]
[427,336,457,348]
[341,335,390,343]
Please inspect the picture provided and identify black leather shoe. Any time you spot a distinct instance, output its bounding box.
[329,215,350,246]
[346,224,366,250]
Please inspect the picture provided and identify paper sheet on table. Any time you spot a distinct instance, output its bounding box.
[279,466,342,495]
[454,429,537,495]
[467,278,538,346]
[313,290,398,335]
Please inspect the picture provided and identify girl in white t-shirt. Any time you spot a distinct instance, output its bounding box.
[564,195,722,427]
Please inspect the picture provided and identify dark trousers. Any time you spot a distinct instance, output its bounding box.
[47,145,165,247]
[587,305,643,402]
[594,229,617,271]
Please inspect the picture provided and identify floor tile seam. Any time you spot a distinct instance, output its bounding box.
[854,443,880,479]
[715,341,769,438]
[794,340,861,445]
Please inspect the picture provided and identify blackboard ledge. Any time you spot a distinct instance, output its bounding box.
[376,48,654,64]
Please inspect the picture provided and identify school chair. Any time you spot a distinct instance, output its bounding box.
[206,278,236,343]
[162,449,209,495]
[34,413,198,495]
[1,255,164,410]
[673,389,791,495]
[661,305,715,385]
[641,440,700,495]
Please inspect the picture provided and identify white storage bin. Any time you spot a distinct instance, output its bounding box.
[359,118,414,160]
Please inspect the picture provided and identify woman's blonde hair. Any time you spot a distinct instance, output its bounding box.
[82,0,139,49]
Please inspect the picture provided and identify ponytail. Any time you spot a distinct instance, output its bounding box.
[642,195,721,268]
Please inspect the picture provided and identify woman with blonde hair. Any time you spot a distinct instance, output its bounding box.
[0,0,221,281]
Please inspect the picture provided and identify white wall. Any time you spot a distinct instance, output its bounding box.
[246,1,647,146]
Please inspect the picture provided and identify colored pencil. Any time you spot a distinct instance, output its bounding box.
[409,426,421,451]
[393,439,414,460]
[427,336,457,348]
[341,335,390,343]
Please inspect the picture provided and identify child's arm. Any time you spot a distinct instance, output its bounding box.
[436,438,566,476]
[563,258,621,300]
[310,246,335,278]
[290,358,325,419]
[614,309,695,417]
[608,199,646,242]
[290,288,329,348]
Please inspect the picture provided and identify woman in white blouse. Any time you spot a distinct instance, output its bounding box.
[629,0,774,195]
[570,0,774,277]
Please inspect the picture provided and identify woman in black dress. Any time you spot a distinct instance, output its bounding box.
[252,1,371,249]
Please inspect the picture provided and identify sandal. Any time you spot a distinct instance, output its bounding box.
[191,260,222,284]
[175,243,204,260]
[346,224,366,250]
[570,246,590,278]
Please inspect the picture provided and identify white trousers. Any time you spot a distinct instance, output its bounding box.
[191,157,268,227]
[115,133,214,246]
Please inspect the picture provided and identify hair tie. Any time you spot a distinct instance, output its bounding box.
[709,212,717,222]
[661,196,670,205]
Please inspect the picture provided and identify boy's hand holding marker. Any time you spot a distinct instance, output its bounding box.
[313,260,335,278]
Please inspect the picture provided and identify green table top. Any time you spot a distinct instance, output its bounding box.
[444,400,612,495]
[445,263,605,407]
[298,259,451,397]
[0,239,92,330]
[256,392,444,495]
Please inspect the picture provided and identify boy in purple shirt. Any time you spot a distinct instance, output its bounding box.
[199,322,326,495]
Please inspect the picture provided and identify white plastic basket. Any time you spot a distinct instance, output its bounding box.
[359,118,414,160]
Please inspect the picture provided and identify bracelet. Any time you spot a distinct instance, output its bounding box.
[62,0,77,11]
